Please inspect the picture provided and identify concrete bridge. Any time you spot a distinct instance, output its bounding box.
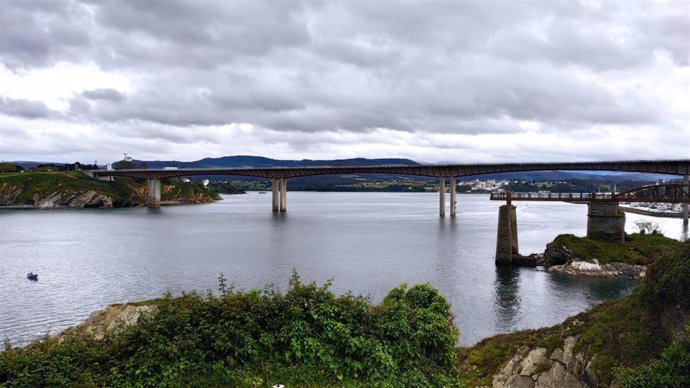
[94,159,690,216]
[491,182,690,265]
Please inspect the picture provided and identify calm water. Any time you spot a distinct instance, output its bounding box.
[1,193,687,346]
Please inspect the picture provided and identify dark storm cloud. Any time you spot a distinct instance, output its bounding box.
[0,0,688,162]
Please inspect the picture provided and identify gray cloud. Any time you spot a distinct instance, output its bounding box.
[0,0,688,163]
[82,88,125,102]
[0,97,56,119]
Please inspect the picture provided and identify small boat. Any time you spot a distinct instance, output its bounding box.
[258,191,267,194]
[27,272,38,281]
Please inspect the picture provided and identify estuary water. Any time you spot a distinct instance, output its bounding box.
[1,193,686,346]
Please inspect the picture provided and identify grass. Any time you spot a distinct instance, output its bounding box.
[548,233,679,265]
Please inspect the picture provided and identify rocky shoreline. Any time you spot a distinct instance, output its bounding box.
[547,259,646,278]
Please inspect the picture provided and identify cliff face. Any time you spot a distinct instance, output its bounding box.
[0,172,220,208]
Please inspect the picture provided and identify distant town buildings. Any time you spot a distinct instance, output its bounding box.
[459,179,510,192]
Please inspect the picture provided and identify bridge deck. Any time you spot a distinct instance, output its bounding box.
[93,159,690,180]
[490,188,690,204]
[490,192,614,202]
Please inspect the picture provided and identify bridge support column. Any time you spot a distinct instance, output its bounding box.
[439,177,446,217]
[495,204,518,265]
[146,179,161,208]
[280,178,287,212]
[272,179,280,212]
[450,177,457,217]
[587,202,625,244]
[683,175,690,226]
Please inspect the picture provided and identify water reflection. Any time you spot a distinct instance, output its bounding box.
[493,266,521,330]
[549,272,638,301]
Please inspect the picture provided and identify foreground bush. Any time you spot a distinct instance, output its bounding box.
[0,274,459,387]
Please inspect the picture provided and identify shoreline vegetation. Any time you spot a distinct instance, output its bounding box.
[2,236,689,387]
[0,172,241,209]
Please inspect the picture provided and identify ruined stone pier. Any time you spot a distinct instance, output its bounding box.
[495,200,519,265]
[586,201,625,244]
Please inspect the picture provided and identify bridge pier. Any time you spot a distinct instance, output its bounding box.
[272,179,280,212]
[439,177,446,217]
[450,177,457,217]
[272,178,287,212]
[587,202,625,244]
[280,178,287,212]
[683,175,690,226]
[495,203,518,265]
[146,179,161,208]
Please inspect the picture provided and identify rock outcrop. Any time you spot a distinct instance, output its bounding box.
[541,240,646,278]
[548,260,646,278]
[491,336,593,388]
[65,304,158,341]
[33,190,115,209]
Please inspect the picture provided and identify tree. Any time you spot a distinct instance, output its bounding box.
[634,220,663,235]
[0,162,17,172]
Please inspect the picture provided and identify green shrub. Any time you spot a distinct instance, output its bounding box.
[616,324,690,388]
[0,274,459,387]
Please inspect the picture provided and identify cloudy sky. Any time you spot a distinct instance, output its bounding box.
[0,0,688,164]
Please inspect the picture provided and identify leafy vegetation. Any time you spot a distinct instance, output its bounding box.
[0,163,21,173]
[634,220,664,235]
[206,181,246,194]
[0,274,459,387]
[458,239,690,386]
[616,323,690,387]
[548,233,679,265]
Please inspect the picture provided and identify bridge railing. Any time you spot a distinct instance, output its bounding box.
[490,192,614,201]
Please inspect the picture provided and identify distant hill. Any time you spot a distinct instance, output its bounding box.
[123,155,420,169]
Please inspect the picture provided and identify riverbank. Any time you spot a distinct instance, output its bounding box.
[458,239,690,387]
[2,238,688,386]
[0,172,231,208]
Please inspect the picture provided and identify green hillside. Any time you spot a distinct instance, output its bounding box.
[0,172,224,208]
